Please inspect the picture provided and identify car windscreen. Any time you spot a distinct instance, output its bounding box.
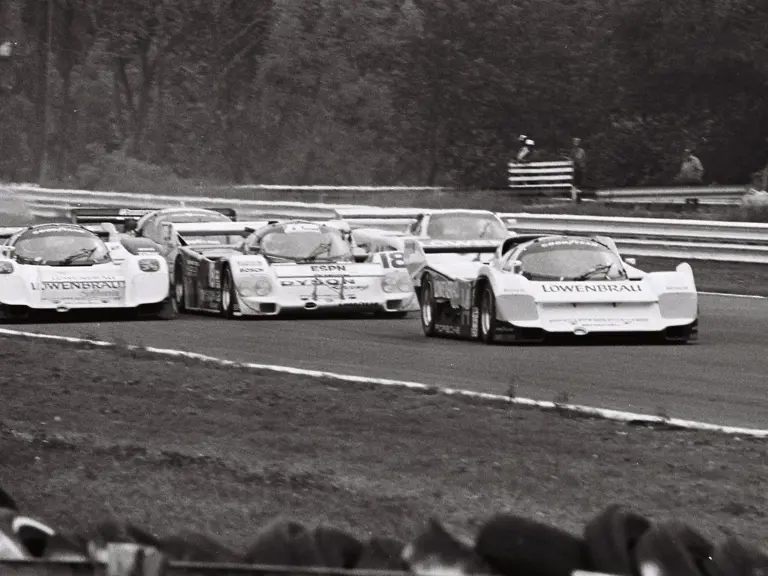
[254,223,353,262]
[426,214,507,240]
[517,238,626,281]
[13,226,111,266]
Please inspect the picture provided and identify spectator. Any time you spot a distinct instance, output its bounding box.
[516,138,535,163]
[570,138,587,202]
[674,148,704,185]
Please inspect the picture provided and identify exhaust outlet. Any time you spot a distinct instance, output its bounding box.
[304,302,318,310]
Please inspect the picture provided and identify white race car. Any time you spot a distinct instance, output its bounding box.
[346,209,514,300]
[416,234,699,344]
[161,219,419,318]
[0,223,176,321]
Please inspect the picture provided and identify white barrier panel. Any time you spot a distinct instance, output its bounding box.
[508,160,574,189]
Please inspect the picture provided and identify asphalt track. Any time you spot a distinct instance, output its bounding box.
[10,294,768,430]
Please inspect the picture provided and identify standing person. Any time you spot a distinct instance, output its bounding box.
[674,148,704,185]
[570,138,587,202]
[516,138,535,163]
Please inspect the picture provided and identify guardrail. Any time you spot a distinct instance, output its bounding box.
[595,185,745,204]
[2,185,768,263]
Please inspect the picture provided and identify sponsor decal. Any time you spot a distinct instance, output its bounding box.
[280,278,362,287]
[34,279,125,291]
[186,260,199,277]
[336,302,377,308]
[208,267,220,289]
[470,307,479,338]
[433,278,458,300]
[537,239,600,248]
[423,239,496,248]
[310,264,347,272]
[283,223,320,233]
[33,274,125,303]
[435,323,460,335]
[238,266,264,273]
[541,283,642,293]
[28,225,91,236]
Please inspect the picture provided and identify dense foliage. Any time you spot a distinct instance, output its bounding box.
[1,0,767,189]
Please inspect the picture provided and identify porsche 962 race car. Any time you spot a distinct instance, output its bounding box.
[161,219,419,318]
[418,234,699,344]
[0,223,176,321]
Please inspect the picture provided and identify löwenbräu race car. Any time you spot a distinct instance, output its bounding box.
[418,234,699,344]
[0,223,176,321]
[162,219,418,318]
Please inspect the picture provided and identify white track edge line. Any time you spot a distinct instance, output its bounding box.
[1,327,766,439]
[699,291,767,299]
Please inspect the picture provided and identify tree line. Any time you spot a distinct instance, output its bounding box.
[0,0,767,190]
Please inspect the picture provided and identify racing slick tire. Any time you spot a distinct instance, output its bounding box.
[219,266,237,319]
[173,260,186,312]
[420,278,437,337]
[0,304,29,323]
[154,296,178,320]
[479,284,499,345]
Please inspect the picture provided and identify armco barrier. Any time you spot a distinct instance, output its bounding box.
[3,185,768,263]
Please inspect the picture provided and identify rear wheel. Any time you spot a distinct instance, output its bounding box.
[420,279,436,337]
[479,285,498,344]
[219,267,236,318]
[173,260,186,312]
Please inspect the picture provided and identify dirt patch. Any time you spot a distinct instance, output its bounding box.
[0,336,765,553]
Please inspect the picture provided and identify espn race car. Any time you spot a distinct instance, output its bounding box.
[160,218,418,318]
[417,234,699,344]
[0,223,176,321]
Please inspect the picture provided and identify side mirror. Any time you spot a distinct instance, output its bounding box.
[0,245,15,259]
[510,260,523,274]
[352,247,368,263]
[624,257,637,266]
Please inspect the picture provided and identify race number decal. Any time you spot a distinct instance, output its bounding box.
[380,252,406,269]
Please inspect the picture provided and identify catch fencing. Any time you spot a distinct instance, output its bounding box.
[507,160,575,196]
[2,185,768,263]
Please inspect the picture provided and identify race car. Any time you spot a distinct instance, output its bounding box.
[71,206,239,291]
[346,209,515,299]
[417,234,699,344]
[0,223,176,321]
[160,219,418,318]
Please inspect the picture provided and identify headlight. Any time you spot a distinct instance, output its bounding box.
[139,259,160,272]
[381,274,398,293]
[253,276,272,296]
[0,261,13,274]
[241,276,272,297]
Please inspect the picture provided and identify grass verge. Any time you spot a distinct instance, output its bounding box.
[633,256,768,297]
[0,335,765,552]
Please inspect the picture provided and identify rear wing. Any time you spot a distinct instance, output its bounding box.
[70,208,159,225]
[71,207,238,225]
[161,221,270,246]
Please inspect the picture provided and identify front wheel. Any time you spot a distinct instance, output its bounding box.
[420,279,436,337]
[155,296,178,320]
[479,285,499,345]
[219,267,236,319]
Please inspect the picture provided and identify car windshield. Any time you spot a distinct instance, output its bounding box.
[13,226,111,266]
[426,213,507,240]
[517,238,626,281]
[253,223,353,262]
